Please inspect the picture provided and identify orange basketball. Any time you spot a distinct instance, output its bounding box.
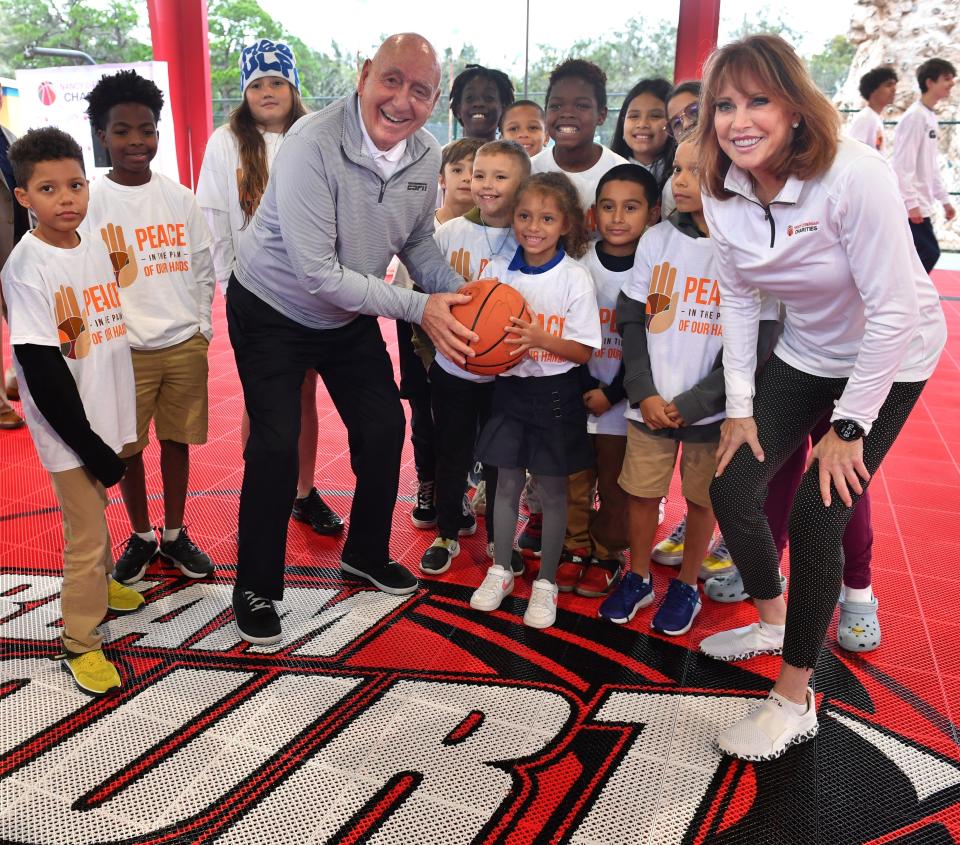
[451,279,533,376]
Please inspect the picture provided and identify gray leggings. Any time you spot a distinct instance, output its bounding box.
[494,468,566,583]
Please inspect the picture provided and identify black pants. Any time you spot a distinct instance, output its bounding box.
[909,217,940,274]
[396,320,436,483]
[710,356,925,669]
[429,362,497,541]
[227,281,405,598]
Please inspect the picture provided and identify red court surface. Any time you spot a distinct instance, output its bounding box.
[1,272,959,845]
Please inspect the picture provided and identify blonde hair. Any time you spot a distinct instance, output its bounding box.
[698,34,840,199]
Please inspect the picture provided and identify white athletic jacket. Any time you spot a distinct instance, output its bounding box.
[703,138,946,434]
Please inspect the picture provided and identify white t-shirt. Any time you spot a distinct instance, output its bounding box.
[578,243,628,435]
[486,251,601,379]
[847,107,885,152]
[433,213,519,383]
[622,222,727,427]
[196,124,284,287]
[84,173,214,351]
[1,233,136,472]
[530,145,628,230]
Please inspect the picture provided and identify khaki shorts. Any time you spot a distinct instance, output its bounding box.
[618,422,718,508]
[120,333,209,457]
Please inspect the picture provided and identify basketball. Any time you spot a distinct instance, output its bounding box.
[451,279,533,376]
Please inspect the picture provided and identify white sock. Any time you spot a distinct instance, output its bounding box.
[772,690,810,715]
[843,584,873,603]
[136,529,155,543]
[162,526,182,543]
[760,621,785,635]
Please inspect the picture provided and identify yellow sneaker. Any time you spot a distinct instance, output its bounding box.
[63,649,121,695]
[652,517,686,566]
[107,578,145,613]
[700,537,735,580]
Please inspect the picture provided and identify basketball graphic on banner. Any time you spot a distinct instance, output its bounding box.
[37,81,56,105]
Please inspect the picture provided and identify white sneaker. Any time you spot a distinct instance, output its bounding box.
[470,565,514,611]
[717,687,818,761]
[699,621,784,661]
[523,578,559,628]
[472,481,486,515]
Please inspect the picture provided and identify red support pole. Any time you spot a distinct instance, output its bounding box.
[146,0,213,189]
[674,0,722,82]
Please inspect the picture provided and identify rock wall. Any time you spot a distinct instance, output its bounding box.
[835,0,959,249]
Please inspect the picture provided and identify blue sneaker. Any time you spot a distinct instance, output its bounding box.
[651,579,702,636]
[598,571,654,624]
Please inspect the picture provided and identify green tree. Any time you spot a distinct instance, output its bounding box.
[808,35,855,97]
[0,0,151,76]
[726,7,802,43]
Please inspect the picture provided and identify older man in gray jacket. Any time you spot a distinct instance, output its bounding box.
[227,33,478,644]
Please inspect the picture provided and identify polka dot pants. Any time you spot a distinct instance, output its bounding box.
[710,356,925,670]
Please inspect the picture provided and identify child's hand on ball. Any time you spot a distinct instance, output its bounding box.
[504,315,548,357]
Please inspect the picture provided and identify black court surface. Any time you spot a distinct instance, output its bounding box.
[1,277,959,845]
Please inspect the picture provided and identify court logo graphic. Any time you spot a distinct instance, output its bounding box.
[37,81,56,106]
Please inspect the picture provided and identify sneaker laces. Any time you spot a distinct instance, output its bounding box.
[710,537,730,560]
[242,590,272,613]
[416,480,435,509]
[174,528,202,553]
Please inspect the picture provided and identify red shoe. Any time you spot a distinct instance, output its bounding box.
[556,548,590,593]
[518,512,543,557]
[575,559,622,598]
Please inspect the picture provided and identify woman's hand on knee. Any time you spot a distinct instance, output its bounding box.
[715,416,763,477]
[804,428,870,508]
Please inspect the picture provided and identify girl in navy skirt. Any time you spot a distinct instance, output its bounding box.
[470,173,601,628]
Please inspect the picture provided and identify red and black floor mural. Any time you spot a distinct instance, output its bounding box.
[2,276,960,844]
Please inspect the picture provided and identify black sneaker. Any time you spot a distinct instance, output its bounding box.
[159,527,215,579]
[510,549,526,576]
[419,538,459,575]
[114,533,159,584]
[411,480,437,529]
[232,588,282,645]
[291,488,344,536]
[340,558,419,595]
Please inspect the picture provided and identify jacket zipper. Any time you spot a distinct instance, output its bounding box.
[764,206,775,248]
[378,181,386,203]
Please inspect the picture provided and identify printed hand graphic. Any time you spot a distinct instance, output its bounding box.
[646,261,679,334]
[54,285,90,360]
[450,248,473,282]
[101,223,138,288]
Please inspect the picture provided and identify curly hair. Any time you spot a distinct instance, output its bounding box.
[858,66,897,101]
[450,64,515,124]
[545,59,607,112]
[515,172,589,259]
[9,127,85,187]
[85,69,164,132]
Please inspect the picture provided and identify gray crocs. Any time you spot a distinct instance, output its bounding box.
[837,595,880,652]
[704,569,787,604]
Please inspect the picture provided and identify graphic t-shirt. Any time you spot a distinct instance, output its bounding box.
[196,124,284,287]
[622,221,724,427]
[578,243,629,436]
[1,233,136,472]
[84,173,214,351]
[847,107,885,152]
[486,249,601,379]
[530,145,628,232]
[433,210,520,383]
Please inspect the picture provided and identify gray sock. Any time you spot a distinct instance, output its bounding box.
[535,474,567,583]
[493,467,525,573]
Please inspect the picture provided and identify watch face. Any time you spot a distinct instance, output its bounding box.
[835,420,862,440]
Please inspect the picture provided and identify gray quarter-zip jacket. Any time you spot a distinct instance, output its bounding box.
[234,93,462,329]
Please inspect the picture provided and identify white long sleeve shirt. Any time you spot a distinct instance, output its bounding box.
[846,107,884,152]
[891,101,950,217]
[702,138,945,434]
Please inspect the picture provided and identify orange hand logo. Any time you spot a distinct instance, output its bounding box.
[646,261,679,334]
[54,285,90,360]
[450,248,473,282]
[101,223,138,288]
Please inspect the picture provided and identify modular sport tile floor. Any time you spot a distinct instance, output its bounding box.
[1,277,960,845]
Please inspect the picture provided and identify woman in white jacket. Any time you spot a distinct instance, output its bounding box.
[697,34,946,761]
[197,39,343,536]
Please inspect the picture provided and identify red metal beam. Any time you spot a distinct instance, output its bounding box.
[674,0,722,82]
[146,0,213,188]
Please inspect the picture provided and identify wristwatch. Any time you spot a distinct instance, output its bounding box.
[832,419,865,442]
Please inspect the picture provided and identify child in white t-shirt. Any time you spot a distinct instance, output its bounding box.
[470,172,601,630]
[847,66,898,152]
[84,70,216,586]
[500,100,548,157]
[421,140,529,575]
[559,164,660,598]
[530,60,627,231]
[3,128,143,695]
[599,138,777,636]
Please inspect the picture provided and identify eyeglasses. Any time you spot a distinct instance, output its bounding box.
[667,101,700,138]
